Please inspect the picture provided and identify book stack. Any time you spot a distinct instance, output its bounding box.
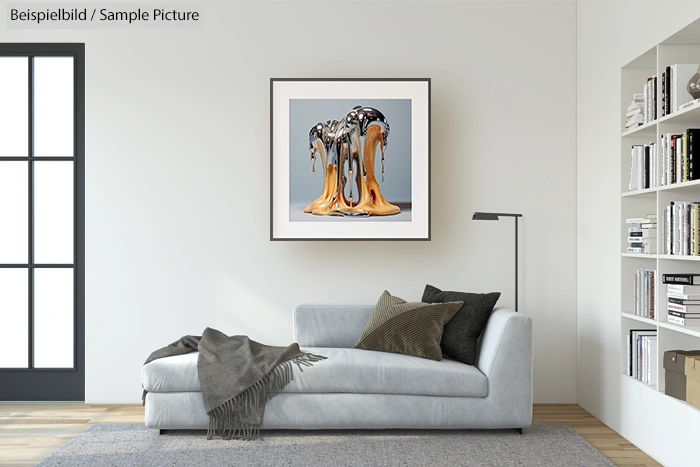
[664,274,700,327]
[628,143,657,190]
[626,93,645,128]
[660,64,700,116]
[661,202,700,255]
[626,215,657,254]
[634,269,656,318]
[660,129,700,185]
[626,329,658,385]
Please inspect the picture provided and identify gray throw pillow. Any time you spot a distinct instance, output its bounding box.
[422,285,501,365]
[355,290,463,361]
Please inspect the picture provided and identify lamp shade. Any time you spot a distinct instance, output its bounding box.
[472,212,500,221]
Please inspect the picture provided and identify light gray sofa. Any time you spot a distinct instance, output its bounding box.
[143,305,533,431]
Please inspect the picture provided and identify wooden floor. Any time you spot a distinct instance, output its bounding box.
[0,403,661,467]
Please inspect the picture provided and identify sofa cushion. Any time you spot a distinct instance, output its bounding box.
[142,347,488,398]
[355,290,463,361]
[422,284,501,365]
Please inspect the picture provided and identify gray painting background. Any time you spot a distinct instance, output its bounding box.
[289,99,412,220]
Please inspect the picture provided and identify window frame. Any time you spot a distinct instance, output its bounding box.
[0,43,85,400]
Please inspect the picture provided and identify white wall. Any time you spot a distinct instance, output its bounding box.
[1,1,577,404]
[577,1,700,466]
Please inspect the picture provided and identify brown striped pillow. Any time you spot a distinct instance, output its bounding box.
[354,290,463,361]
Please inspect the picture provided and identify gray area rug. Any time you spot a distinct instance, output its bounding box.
[37,424,615,466]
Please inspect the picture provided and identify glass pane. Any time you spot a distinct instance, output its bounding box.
[0,162,28,263]
[34,268,73,368]
[34,161,73,263]
[34,57,74,158]
[0,57,28,157]
[0,269,29,368]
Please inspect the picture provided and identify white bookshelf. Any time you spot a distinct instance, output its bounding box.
[621,39,700,407]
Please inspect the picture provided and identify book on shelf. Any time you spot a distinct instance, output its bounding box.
[663,273,700,285]
[628,229,656,243]
[668,309,700,317]
[667,314,700,326]
[660,134,679,185]
[626,94,646,128]
[662,70,667,117]
[626,329,658,385]
[628,144,657,190]
[660,130,700,185]
[668,297,700,304]
[664,283,700,325]
[644,76,657,124]
[626,216,657,253]
[665,67,671,115]
[634,269,656,318]
[652,76,657,121]
[670,64,700,113]
[627,245,656,254]
[666,283,700,293]
[628,93,644,110]
[664,65,672,114]
[679,98,700,111]
[667,292,700,300]
[668,303,700,313]
[644,335,657,385]
[626,216,654,223]
[647,336,658,385]
[661,201,700,255]
[691,129,699,181]
[626,115,644,128]
[626,107,643,118]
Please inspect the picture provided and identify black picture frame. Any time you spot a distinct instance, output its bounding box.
[270,78,431,241]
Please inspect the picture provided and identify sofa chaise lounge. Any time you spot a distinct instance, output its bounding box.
[143,305,533,431]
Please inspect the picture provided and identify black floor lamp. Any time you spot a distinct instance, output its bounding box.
[472,212,523,312]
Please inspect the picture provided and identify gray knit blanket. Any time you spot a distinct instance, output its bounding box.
[143,327,326,440]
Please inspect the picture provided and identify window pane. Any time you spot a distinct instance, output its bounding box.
[34,161,73,263]
[34,268,73,368]
[0,269,29,368]
[0,57,28,158]
[0,162,28,263]
[34,57,74,158]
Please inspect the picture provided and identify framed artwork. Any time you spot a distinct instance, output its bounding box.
[270,78,430,241]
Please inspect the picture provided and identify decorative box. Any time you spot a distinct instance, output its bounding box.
[663,350,700,400]
[686,355,700,409]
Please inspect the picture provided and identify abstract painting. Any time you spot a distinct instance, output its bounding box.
[271,79,430,240]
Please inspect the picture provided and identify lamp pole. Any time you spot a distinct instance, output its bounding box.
[515,215,518,312]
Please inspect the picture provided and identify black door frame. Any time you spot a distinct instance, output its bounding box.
[0,43,85,401]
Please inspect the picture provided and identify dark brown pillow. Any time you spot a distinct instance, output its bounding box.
[354,290,462,361]
[422,284,501,365]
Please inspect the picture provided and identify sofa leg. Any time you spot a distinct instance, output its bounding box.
[159,429,165,435]
[515,428,523,434]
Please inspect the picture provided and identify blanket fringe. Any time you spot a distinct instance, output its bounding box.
[206,352,327,441]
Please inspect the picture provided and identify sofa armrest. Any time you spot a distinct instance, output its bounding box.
[476,308,533,425]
